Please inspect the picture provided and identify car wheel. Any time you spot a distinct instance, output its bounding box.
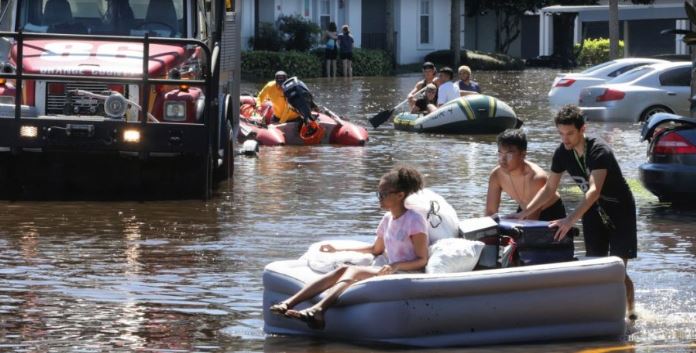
[639,105,672,123]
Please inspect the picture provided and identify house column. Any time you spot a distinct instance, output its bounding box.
[676,19,689,55]
[539,10,553,56]
[623,20,629,57]
[573,15,581,45]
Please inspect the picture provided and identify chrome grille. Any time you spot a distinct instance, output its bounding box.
[45,82,126,115]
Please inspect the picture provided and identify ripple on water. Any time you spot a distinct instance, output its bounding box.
[0,71,693,352]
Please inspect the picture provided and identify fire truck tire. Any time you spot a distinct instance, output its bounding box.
[214,119,233,182]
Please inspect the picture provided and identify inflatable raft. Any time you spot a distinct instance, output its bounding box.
[263,253,627,347]
[239,109,368,146]
[393,94,522,134]
[238,80,368,146]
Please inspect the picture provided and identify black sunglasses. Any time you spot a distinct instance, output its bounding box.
[376,190,398,201]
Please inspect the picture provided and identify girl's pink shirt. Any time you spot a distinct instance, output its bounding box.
[376,209,428,264]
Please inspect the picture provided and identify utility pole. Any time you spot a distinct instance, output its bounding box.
[609,0,620,59]
[451,0,461,68]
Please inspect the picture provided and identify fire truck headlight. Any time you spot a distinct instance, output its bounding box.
[19,125,38,138]
[123,129,140,143]
[164,101,187,121]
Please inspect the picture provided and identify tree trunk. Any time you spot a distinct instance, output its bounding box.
[451,0,461,68]
[691,0,696,118]
[609,0,620,59]
[385,0,395,67]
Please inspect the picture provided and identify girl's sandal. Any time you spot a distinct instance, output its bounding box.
[287,308,325,330]
[269,301,290,315]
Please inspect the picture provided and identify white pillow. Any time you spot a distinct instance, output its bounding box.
[404,188,460,244]
[426,238,485,274]
[300,240,375,273]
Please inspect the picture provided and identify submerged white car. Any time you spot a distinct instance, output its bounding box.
[579,61,691,123]
[548,58,667,108]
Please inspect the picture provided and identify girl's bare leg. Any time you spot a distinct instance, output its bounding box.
[278,266,349,309]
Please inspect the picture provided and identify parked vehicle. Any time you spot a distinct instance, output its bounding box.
[548,58,667,108]
[639,113,696,204]
[0,0,240,199]
[578,61,691,123]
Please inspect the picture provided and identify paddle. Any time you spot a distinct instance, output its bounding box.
[368,86,427,129]
[319,105,345,126]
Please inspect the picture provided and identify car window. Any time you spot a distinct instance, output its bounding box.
[580,60,616,74]
[608,66,654,84]
[607,63,650,78]
[659,67,691,86]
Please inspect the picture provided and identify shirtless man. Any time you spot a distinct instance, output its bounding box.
[485,129,566,221]
[407,61,438,101]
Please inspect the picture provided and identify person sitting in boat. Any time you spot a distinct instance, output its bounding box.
[407,61,438,101]
[409,83,437,114]
[485,129,566,221]
[436,67,460,107]
[269,166,429,330]
[457,65,481,97]
[256,71,301,124]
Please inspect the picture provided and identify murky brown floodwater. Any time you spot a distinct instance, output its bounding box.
[1,69,695,352]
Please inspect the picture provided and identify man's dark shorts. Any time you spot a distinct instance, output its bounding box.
[516,198,566,221]
[582,202,637,259]
[340,52,353,60]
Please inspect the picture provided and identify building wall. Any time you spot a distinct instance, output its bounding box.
[395,0,451,65]
[343,0,361,48]
[258,0,275,23]
[240,0,255,50]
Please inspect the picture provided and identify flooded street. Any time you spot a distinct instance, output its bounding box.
[1,69,695,352]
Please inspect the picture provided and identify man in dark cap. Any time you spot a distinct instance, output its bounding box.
[407,61,438,102]
[257,71,301,123]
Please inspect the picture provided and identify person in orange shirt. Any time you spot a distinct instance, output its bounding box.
[256,71,301,124]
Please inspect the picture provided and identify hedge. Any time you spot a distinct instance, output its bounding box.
[575,38,624,66]
[241,51,322,80]
[241,48,393,80]
[425,49,525,70]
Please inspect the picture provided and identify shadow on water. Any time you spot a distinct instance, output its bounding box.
[0,69,694,352]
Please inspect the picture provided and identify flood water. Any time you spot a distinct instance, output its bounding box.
[1,69,695,352]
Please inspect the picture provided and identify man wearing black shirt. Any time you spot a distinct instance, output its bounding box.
[514,104,637,320]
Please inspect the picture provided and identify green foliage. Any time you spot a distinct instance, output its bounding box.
[247,22,284,51]
[308,48,393,76]
[351,49,393,76]
[277,15,321,52]
[241,51,322,80]
[574,38,624,66]
[424,49,525,70]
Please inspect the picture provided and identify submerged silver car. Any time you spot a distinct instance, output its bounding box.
[579,62,691,122]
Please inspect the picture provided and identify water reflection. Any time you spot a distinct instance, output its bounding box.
[0,70,693,352]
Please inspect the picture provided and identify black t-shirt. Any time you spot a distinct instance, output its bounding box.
[551,136,633,207]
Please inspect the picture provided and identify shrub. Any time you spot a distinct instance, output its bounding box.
[247,22,284,51]
[424,49,525,71]
[575,38,624,66]
[241,51,322,80]
[310,48,393,76]
[277,15,321,52]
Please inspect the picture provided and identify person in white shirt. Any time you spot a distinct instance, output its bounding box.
[436,67,459,106]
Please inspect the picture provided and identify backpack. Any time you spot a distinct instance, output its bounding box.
[326,38,335,50]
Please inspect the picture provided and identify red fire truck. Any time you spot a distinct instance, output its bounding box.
[0,0,240,199]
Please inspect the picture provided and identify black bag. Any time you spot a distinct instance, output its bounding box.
[497,219,577,266]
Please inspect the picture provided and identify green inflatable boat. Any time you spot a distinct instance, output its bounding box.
[393,95,522,134]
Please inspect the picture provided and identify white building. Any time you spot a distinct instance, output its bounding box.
[236,0,687,65]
